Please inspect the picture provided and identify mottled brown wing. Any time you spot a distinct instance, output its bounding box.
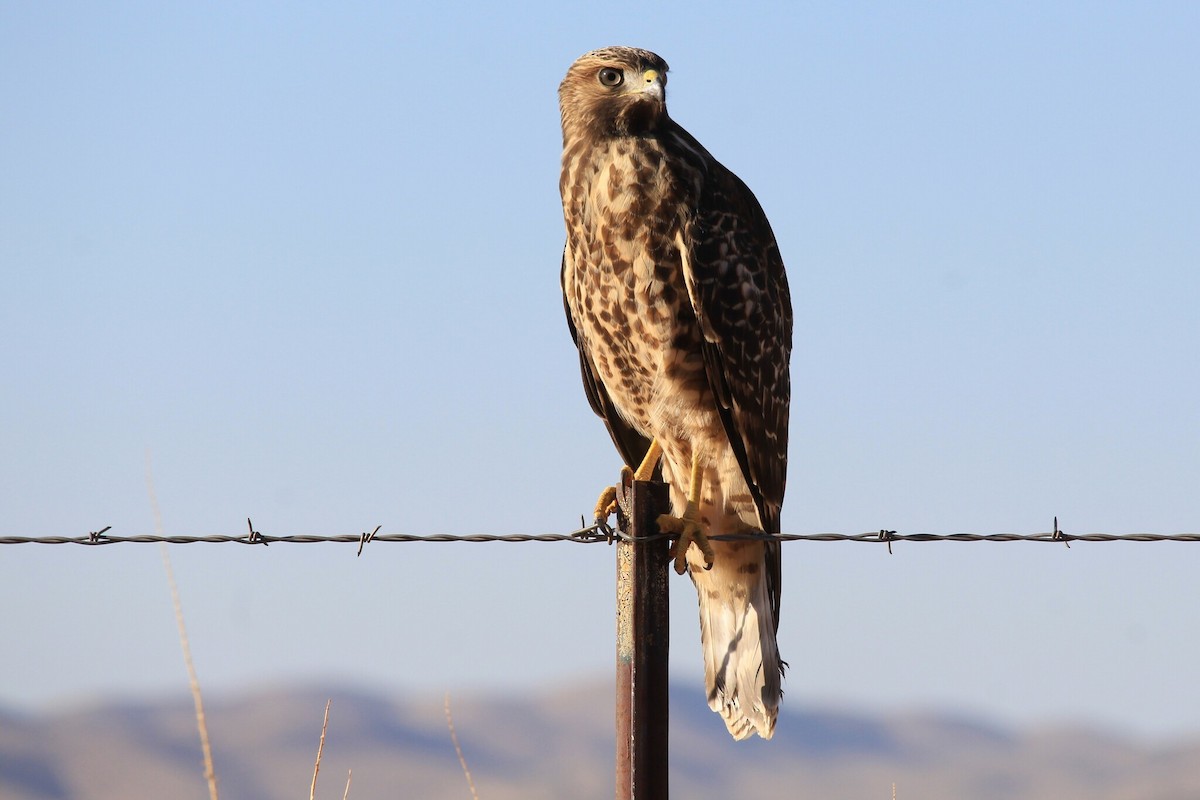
[677,150,792,628]
[561,252,656,474]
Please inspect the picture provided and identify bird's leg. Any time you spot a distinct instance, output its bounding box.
[657,453,716,574]
[594,439,664,523]
[631,439,665,482]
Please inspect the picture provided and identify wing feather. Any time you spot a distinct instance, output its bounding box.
[673,136,792,629]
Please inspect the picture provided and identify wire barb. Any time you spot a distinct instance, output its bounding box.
[1052,516,1071,549]
[245,518,268,546]
[878,529,897,555]
[88,526,111,544]
[356,525,381,557]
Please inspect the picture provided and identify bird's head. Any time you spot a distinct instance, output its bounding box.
[559,46,669,144]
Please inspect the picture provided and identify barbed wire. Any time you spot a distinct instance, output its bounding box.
[2,517,1198,552]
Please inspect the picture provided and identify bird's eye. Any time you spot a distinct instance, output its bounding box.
[597,68,624,88]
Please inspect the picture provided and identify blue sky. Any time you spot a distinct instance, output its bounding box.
[2,2,1197,738]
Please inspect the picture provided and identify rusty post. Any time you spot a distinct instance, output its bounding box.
[616,479,670,800]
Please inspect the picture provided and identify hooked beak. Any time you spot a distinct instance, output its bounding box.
[640,68,665,101]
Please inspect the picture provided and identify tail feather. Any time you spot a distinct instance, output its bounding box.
[693,541,782,740]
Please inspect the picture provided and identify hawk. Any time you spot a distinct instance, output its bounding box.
[559,46,793,740]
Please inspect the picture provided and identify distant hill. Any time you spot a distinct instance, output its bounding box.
[2,681,1198,799]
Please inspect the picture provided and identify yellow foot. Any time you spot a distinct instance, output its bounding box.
[593,465,634,524]
[657,503,715,575]
[593,441,663,525]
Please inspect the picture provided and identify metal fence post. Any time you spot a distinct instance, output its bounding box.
[616,479,670,800]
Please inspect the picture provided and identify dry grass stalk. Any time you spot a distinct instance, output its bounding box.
[444,693,479,800]
[310,699,332,800]
[342,769,353,800]
[147,455,218,800]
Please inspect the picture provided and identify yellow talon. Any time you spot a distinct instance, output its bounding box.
[593,485,618,523]
[658,503,714,574]
[593,466,631,523]
[593,441,663,525]
[655,451,714,574]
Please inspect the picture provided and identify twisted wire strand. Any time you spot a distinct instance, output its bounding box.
[3,528,1199,546]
